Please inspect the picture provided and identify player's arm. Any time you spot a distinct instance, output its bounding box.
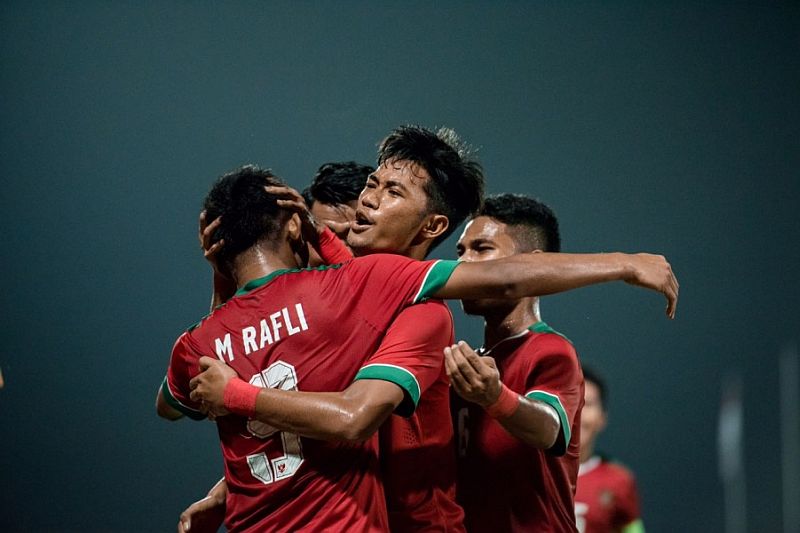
[156,383,184,421]
[189,305,444,441]
[445,341,560,448]
[177,477,227,533]
[265,184,354,264]
[190,358,403,441]
[432,252,678,318]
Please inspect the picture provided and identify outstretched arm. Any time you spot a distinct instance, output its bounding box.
[435,252,678,318]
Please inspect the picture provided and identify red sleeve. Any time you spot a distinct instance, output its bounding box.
[353,301,453,417]
[317,226,354,264]
[342,254,460,328]
[162,332,206,420]
[522,335,583,456]
[613,467,642,527]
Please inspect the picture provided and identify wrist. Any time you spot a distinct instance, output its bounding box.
[484,383,520,419]
[222,378,260,418]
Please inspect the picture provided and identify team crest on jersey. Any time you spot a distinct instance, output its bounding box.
[599,489,615,508]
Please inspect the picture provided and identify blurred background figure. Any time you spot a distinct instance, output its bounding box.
[575,366,644,533]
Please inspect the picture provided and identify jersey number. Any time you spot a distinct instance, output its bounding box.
[245,361,304,484]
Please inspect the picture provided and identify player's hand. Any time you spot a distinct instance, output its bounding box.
[189,356,238,417]
[264,185,322,241]
[199,211,227,273]
[177,479,227,533]
[623,253,679,319]
[444,341,502,407]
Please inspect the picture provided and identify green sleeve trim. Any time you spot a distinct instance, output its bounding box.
[354,364,421,417]
[413,260,461,303]
[525,390,570,454]
[160,376,206,421]
[622,519,645,533]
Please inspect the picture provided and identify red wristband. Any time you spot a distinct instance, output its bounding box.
[484,384,520,419]
[222,378,260,418]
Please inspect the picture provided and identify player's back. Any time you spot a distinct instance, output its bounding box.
[167,255,459,532]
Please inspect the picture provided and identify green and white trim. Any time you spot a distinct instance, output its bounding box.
[412,260,460,304]
[354,363,421,417]
[525,389,571,453]
[160,376,206,421]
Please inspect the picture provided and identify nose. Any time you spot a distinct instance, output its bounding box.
[360,187,378,209]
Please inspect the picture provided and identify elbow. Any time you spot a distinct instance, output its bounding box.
[156,392,183,421]
[337,406,380,442]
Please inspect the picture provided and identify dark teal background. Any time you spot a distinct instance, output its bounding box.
[1,2,798,531]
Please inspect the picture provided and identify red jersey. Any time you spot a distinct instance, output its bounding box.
[377,302,465,532]
[163,254,459,532]
[454,321,584,533]
[574,456,643,533]
[318,227,466,532]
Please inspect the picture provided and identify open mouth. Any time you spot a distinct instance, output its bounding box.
[351,211,373,232]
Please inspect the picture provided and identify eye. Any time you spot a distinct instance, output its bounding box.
[387,189,402,198]
[476,245,494,253]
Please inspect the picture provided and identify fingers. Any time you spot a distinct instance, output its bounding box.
[265,185,304,203]
[198,356,216,371]
[202,218,222,249]
[204,239,224,259]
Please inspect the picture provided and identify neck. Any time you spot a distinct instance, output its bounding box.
[231,244,300,289]
[482,297,541,349]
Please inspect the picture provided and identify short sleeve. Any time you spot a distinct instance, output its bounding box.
[162,332,206,420]
[342,254,460,327]
[353,301,453,417]
[522,335,583,456]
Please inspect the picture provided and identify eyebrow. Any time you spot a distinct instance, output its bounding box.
[384,179,407,191]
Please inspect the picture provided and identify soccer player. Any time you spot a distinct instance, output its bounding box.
[447,194,582,532]
[159,167,678,531]
[574,366,644,533]
[179,128,484,533]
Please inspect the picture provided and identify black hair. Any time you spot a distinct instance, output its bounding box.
[581,365,608,410]
[301,161,373,208]
[478,193,561,253]
[203,165,289,269]
[378,125,484,249]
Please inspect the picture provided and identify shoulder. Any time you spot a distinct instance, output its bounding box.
[525,326,578,361]
[392,301,454,340]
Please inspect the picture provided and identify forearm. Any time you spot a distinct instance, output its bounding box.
[438,252,632,300]
[496,396,561,449]
[251,386,398,441]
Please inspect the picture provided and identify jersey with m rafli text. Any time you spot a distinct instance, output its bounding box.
[454,321,584,533]
[163,254,459,533]
[575,455,644,533]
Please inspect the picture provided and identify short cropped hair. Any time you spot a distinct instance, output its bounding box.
[479,193,561,253]
[581,365,608,411]
[378,125,484,249]
[301,161,373,207]
[203,165,289,269]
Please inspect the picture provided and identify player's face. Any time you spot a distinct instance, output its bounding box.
[456,216,520,315]
[311,200,357,240]
[346,159,432,256]
[579,380,607,457]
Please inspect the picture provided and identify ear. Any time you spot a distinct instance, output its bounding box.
[418,214,449,242]
[286,213,303,242]
[598,410,609,432]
